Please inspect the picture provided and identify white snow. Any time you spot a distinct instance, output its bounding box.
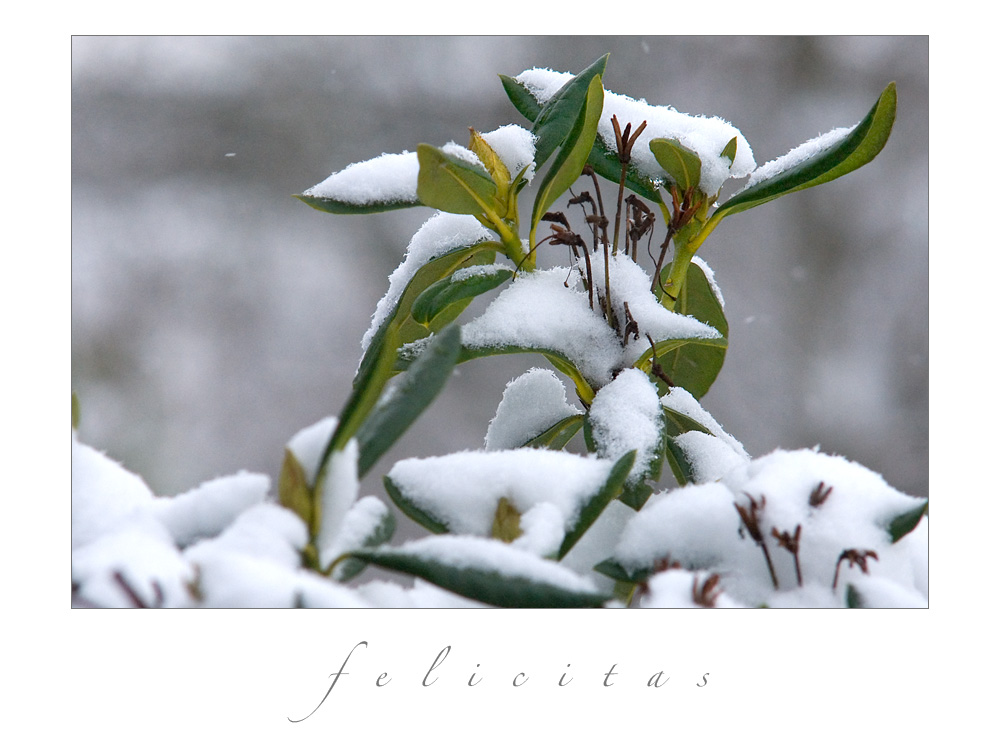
[484,368,581,450]
[354,578,487,608]
[661,386,747,457]
[587,368,663,483]
[639,568,742,608]
[305,150,420,205]
[612,447,928,607]
[286,416,338,485]
[387,447,615,540]
[315,439,360,567]
[516,67,756,195]
[671,430,749,484]
[361,212,494,353]
[318,495,391,576]
[151,470,270,547]
[739,126,853,191]
[480,124,537,181]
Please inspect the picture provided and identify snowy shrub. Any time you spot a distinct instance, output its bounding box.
[72,54,926,608]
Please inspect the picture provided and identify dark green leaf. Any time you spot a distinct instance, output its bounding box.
[886,500,928,543]
[347,541,610,607]
[618,484,654,511]
[664,435,698,486]
[411,266,513,326]
[384,476,450,534]
[662,404,714,438]
[650,138,702,192]
[558,451,636,559]
[531,74,605,243]
[716,82,897,219]
[354,325,462,477]
[530,54,609,169]
[522,414,585,450]
[416,143,498,216]
[845,584,864,608]
[593,558,652,584]
[500,73,543,122]
[295,193,421,216]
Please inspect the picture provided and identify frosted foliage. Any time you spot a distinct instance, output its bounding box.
[691,256,724,308]
[559,499,635,591]
[481,124,537,181]
[672,431,749,484]
[614,448,927,607]
[315,439,360,567]
[516,67,756,194]
[361,212,493,353]
[588,369,663,483]
[485,368,581,450]
[319,496,390,574]
[740,126,852,191]
[151,470,270,547]
[388,448,614,537]
[391,535,600,593]
[355,579,487,608]
[286,416,338,486]
[462,267,622,386]
[305,151,419,204]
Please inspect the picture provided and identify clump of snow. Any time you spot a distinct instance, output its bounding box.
[361,212,494,353]
[72,434,155,549]
[587,368,663,484]
[461,267,622,387]
[516,67,756,195]
[151,470,270,548]
[387,448,614,544]
[671,431,749,484]
[451,263,513,282]
[305,151,420,205]
[611,447,928,607]
[739,126,852,192]
[317,495,392,576]
[661,386,746,457]
[485,368,581,450]
[480,124,537,181]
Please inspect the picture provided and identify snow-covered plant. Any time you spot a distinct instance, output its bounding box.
[72,54,926,608]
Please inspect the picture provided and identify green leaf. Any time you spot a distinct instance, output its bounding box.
[845,584,864,608]
[522,414,585,450]
[593,558,652,584]
[617,484,653,511]
[278,448,313,529]
[347,540,610,607]
[664,435,699,486]
[295,193,421,216]
[416,143,498,216]
[654,260,729,399]
[886,500,928,543]
[354,325,462,477]
[720,136,738,168]
[384,476,450,534]
[332,504,397,582]
[72,392,81,430]
[530,74,605,245]
[716,82,897,219]
[530,54,609,169]
[500,73,543,122]
[649,138,702,192]
[410,266,513,326]
[662,404,714,437]
[558,451,636,559]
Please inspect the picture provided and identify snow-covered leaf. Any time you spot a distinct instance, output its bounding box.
[886,500,928,543]
[327,497,396,582]
[650,137,702,192]
[718,82,896,218]
[558,450,635,559]
[345,536,610,608]
[297,151,422,214]
[484,368,582,451]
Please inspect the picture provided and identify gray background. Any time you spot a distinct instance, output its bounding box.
[72,37,928,514]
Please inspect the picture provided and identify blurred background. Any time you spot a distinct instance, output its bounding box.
[72,36,928,519]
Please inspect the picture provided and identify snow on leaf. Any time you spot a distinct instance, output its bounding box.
[151,471,270,548]
[587,368,663,485]
[485,368,582,451]
[516,67,756,195]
